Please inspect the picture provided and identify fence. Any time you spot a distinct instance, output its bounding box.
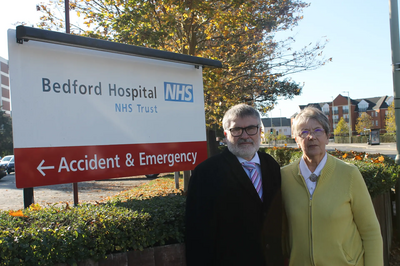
[372,191,393,266]
[334,135,396,143]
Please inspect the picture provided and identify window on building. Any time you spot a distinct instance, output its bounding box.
[322,104,329,116]
[343,114,349,122]
[333,106,338,115]
[358,101,368,112]
[333,115,339,123]
[342,105,349,114]
[376,120,378,126]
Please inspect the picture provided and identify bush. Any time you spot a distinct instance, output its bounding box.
[348,160,399,198]
[0,179,186,266]
[351,135,369,143]
[260,146,302,167]
[334,134,396,143]
[381,134,396,143]
[327,149,400,197]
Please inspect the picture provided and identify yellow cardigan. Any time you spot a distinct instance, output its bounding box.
[281,154,383,266]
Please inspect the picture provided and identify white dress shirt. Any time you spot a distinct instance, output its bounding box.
[299,152,328,198]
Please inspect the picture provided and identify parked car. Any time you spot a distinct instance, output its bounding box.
[145,174,159,178]
[0,155,14,178]
[0,155,14,176]
[6,157,14,174]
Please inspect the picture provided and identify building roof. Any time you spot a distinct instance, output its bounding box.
[299,95,391,113]
[261,117,291,127]
[351,96,389,111]
[299,102,331,111]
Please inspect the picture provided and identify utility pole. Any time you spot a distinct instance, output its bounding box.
[64,0,79,206]
[332,96,335,137]
[389,0,400,238]
[343,91,352,143]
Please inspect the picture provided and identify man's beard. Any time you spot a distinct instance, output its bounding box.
[227,138,260,159]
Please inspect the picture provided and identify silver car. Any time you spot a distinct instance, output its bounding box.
[0,155,14,178]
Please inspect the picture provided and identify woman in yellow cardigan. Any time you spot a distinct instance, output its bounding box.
[281,107,383,266]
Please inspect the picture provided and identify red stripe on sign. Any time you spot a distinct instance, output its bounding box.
[14,141,207,188]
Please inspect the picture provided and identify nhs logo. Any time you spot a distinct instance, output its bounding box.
[164,82,193,102]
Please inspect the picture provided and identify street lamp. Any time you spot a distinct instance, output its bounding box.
[389,0,400,238]
[331,96,335,134]
[343,91,352,143]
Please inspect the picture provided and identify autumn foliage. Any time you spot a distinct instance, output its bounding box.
[36,0,330,127]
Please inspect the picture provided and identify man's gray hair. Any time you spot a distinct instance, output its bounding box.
[222,104,261,131]
[292,106,330,136]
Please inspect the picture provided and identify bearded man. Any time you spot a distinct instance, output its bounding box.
[185,104,284,266]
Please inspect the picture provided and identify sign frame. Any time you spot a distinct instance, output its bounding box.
[9,26,221,188]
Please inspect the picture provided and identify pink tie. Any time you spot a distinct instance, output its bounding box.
[242,161,263,201]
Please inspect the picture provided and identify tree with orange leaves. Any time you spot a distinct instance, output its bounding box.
[36,0,330,128]
[385,101,396,134]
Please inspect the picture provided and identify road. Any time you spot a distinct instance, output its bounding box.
[262,142,398,157]
[0,174,156,211]
[325,142,398,157]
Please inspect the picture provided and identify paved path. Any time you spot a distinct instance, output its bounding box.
[0,174,155,211]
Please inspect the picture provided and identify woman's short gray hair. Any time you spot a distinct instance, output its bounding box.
[292,107,330,137]
[222,104,261,131]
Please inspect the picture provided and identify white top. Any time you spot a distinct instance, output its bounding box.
[299,152,328,198]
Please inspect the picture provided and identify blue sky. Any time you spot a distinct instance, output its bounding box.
[0,0,397,118]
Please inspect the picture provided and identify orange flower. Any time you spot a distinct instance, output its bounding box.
[9,210,27,217]
[342,153,348,159]
[354,155,362,161]
[378,156,385,162]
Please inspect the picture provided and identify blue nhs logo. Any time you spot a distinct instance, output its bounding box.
[164,82,193,102]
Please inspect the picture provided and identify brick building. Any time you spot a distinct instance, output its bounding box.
[294,94,392,138]
[0,56,11,116]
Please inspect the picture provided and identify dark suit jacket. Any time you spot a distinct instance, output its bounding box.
[185,148,284,266]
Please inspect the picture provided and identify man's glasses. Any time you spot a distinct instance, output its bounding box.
[229,125,259,137]
[299,128,325,139]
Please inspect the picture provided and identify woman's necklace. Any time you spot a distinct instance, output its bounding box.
[309,173,318,182]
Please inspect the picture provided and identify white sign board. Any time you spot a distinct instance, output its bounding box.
[8,29,208,188]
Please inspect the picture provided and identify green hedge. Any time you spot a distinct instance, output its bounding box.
[345,159,399,198]
[0,196,185,266]
[381,134,396,143]
[259,147,302,166]
[1,147,399,265]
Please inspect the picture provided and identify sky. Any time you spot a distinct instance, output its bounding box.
[0,0,397,118]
